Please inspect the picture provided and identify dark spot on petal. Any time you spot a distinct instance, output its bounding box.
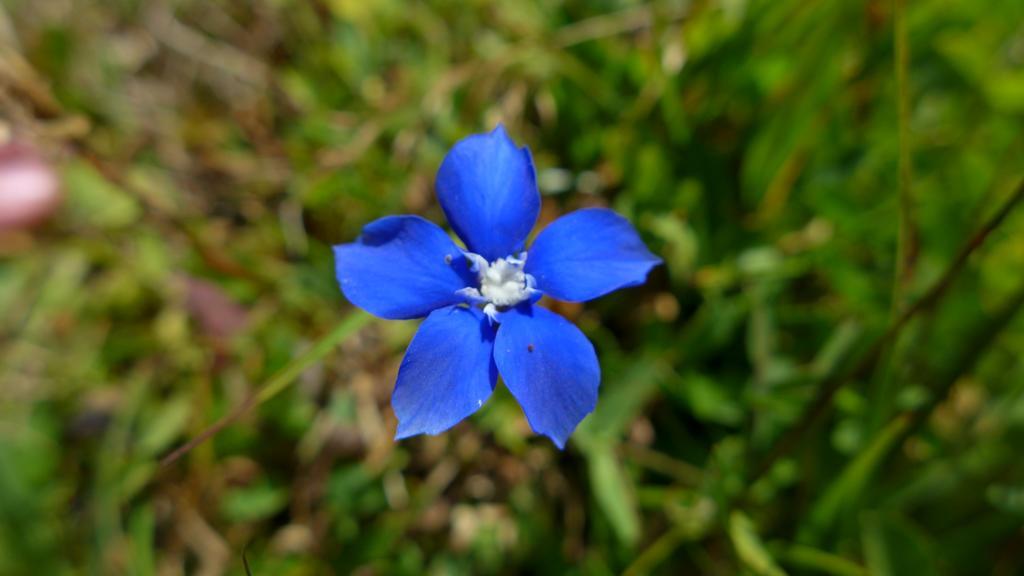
[444,254,453,265]
[527,344,535,353]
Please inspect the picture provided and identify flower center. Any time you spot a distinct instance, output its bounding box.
[457,252,537,320]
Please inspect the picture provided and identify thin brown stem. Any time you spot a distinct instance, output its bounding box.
[159,395,258,469]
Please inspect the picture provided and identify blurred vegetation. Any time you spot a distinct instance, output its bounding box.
[2,0,1024,574]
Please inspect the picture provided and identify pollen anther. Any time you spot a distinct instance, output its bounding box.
[456,251,538,321]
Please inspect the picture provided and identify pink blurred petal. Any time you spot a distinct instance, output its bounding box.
[183,276,249,343]
[0,143,61,231]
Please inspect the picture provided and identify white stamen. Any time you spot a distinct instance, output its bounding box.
[457,251,538,321]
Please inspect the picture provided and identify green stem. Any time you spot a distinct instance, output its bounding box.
[871,0,917,440]
[623,525,691,576]
[893,0,916,296]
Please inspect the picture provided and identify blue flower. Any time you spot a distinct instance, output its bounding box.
[333,125,661,448]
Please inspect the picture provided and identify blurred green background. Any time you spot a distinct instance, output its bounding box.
[2,0,1024,574]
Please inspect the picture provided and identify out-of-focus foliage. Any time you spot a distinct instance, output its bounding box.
[1,0,1023,574]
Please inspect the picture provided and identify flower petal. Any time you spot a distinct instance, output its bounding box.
[333,216,474,320]
[436,125,540,261]
[493,305,599,448]
[393,306,497,439]
[526,208,661,302]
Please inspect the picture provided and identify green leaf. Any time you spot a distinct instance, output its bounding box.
[220,482,289,523]
[136,395,192,457]
[128,505,156,576]
[986,484,1024,516]
[672,372,743,426]
[573,358,665,548]
[780,544,868,576]
[576,358,666,444]
[61,160,141,229]
[586,444,641,547]
[804,416,911,538]
[861,512,939,576]
[729,511,787,576]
